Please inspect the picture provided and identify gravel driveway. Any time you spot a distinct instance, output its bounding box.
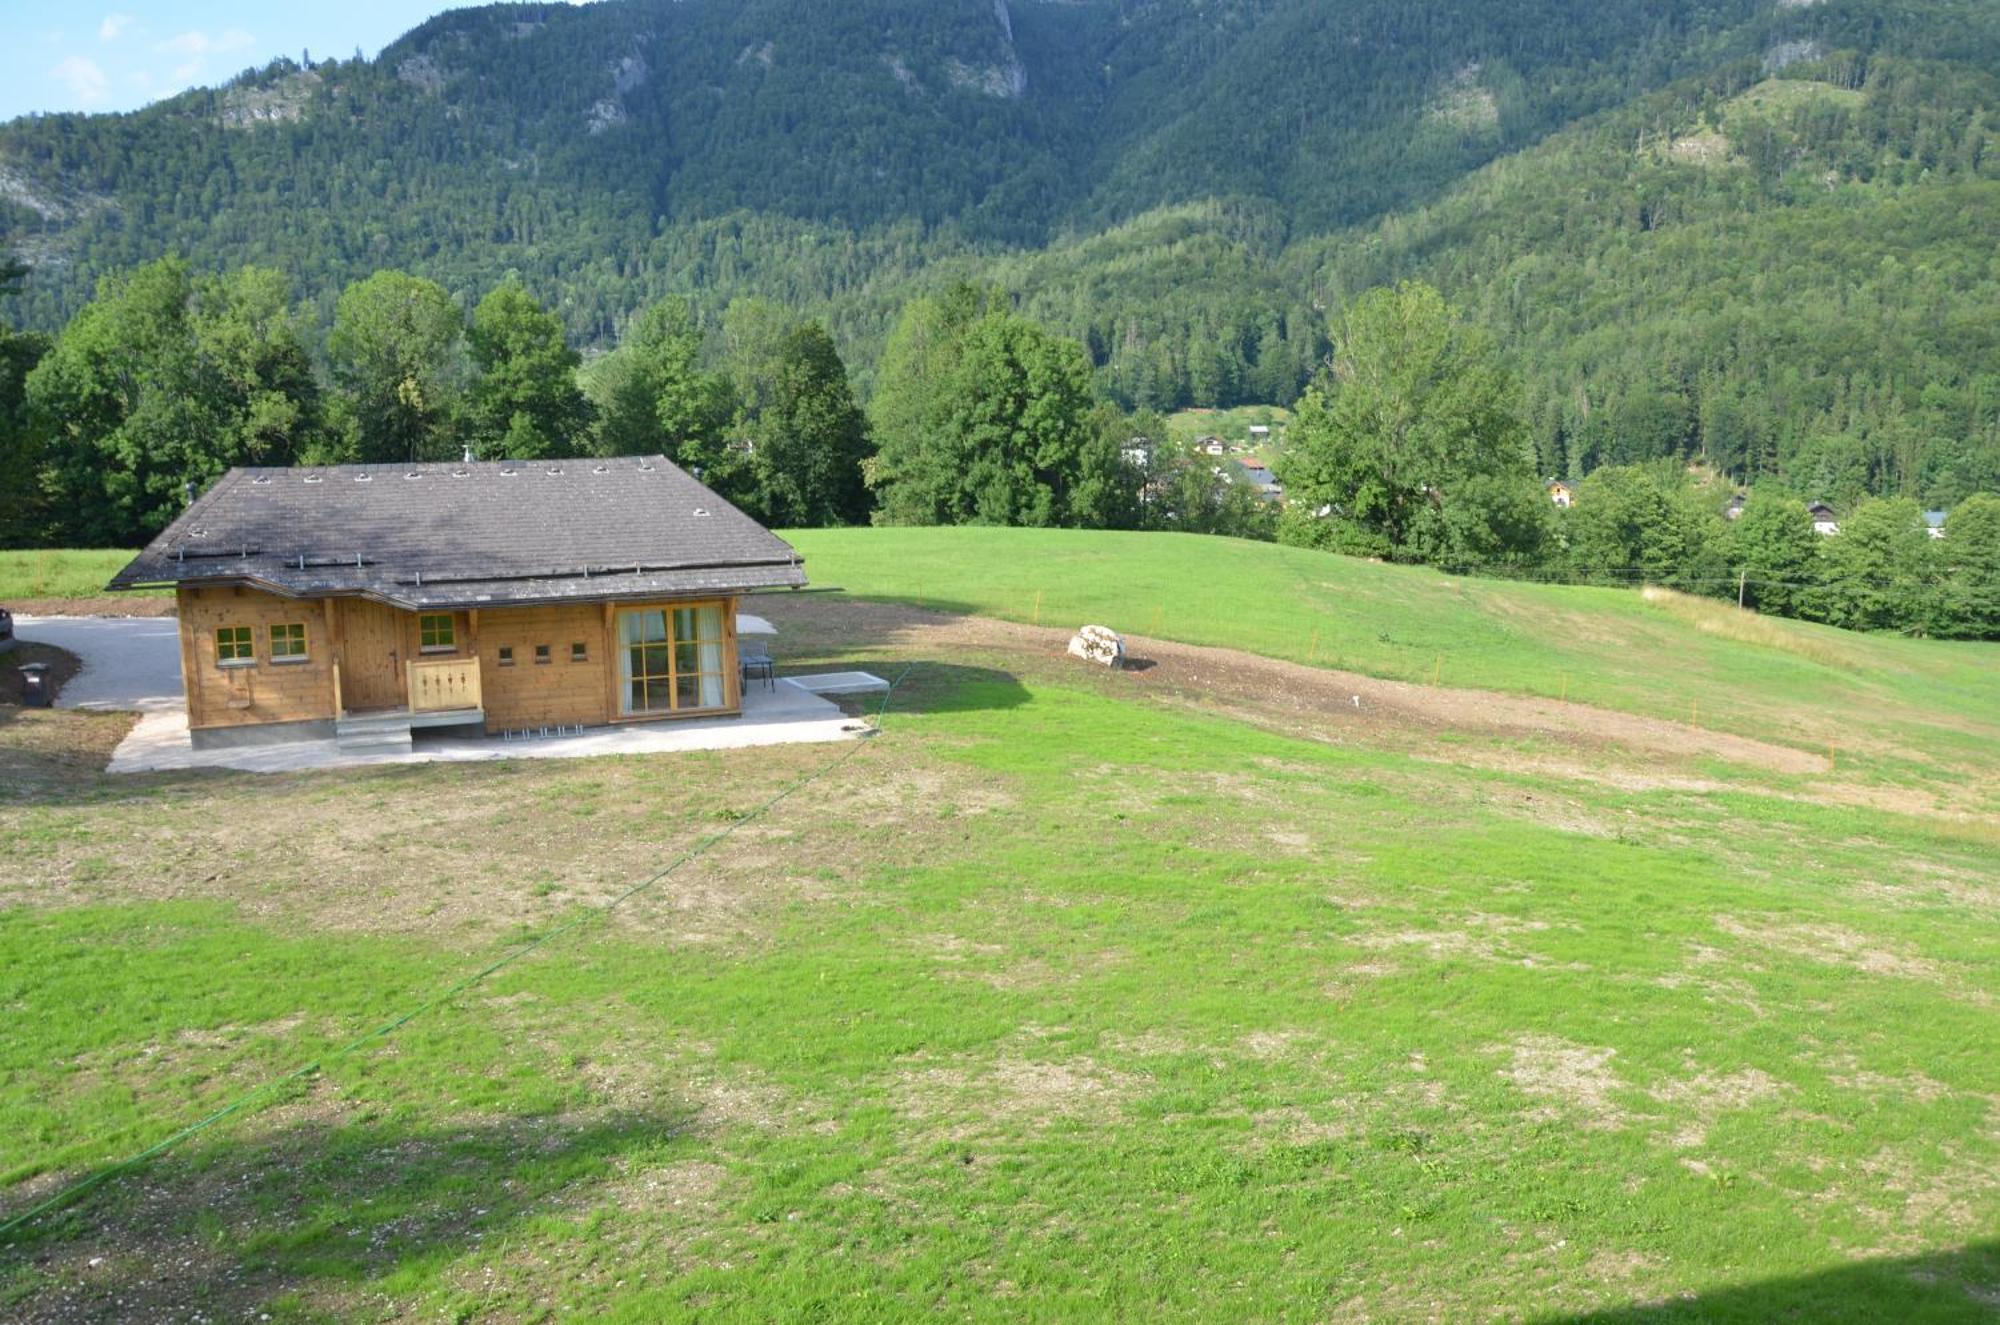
[12,615,185,712]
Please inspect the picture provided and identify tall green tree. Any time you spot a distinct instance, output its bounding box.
[1278,282,1537,564]
[594,297,736,476]
[27,259,323,544]
[1931,494,2000,640]
[326,270,464,464]
[465,278,592,460]
[717,296,798,426]
[1812,497,1939,633]
[1729,491,1819,616]
[0,251,47,545]
[866,283,1002,522]
[743,321,872,527]
[195,266,326,475]
[868,295,1129,528]
[1561,465,1726,591]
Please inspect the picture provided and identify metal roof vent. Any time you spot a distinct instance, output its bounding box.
[692,507,711,518]
[404,471,422,480]
[547,465,563,476]
[637,462,655,472]
[355,472,373,482]
[499,467,519,478]
[592,464,609,474]
[451,468,469,479]
[303,474,323,483]
[250,475,272,485]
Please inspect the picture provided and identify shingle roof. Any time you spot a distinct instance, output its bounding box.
[109,456,807,609]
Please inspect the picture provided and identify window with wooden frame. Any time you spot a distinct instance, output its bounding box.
[571,641,588,663]
[616,603,726,716]
[418,613,456,653]
[497,646,515,667]
[534,644,552,665]
[268,622,308,662]
[215,625,255,666]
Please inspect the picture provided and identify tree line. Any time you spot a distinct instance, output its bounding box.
[1276,283,2000,639]
[0,253,1286,554]
[2,258,1991,637]
[0,258,875,544]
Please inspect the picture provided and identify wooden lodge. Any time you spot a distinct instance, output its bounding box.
[109,456,807,750]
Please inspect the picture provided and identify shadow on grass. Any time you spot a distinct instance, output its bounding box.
[812,659,1031,721]
[2,1105,700,1322]
[1538,1240,2000,1324]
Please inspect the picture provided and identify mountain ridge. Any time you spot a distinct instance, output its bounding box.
[1,0,1995,500]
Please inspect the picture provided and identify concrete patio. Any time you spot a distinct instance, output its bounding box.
[15,612,892,776]
[106,674,886,774]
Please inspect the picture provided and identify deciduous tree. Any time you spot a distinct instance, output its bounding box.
[1278,282,1536,564]
[466,278,592,459]
[326,270,464,463]
[743,321,872,527]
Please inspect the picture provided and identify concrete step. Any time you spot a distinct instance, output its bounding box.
[336,732,413,755]
[336,710,414,754]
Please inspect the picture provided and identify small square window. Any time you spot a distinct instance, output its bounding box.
[269,622,307,662]
[419,613,456,652]
[216,625,255,666]
[570,641,588,663]
[534,644,552,665]
[497,647,515,667]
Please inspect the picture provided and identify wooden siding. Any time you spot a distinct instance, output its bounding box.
[179,586,336,732]
[475,602,616,731]
[177,589,743,737]
[478,598,741,733]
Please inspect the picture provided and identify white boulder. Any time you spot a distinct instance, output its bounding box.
[1066,625,1125,668]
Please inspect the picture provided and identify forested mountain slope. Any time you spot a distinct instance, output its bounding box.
[1,0,1996,499]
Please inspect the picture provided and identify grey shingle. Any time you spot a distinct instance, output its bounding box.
[109,456,808,608]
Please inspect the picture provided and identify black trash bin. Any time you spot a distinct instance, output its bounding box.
[18,662,51,708]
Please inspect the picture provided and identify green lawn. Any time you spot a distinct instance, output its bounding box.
[0,550,158,602]
[788,527,2000,805]
[3,559,1998,1320]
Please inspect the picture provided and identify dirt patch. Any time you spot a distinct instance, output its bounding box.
[1492,1035,1627,1128]
[760,596,1829,781]
[0,640,82,704]
[1355,913,1582,970]
[1650,1064,1788,1146]
[7,596,174,618]
[1712,915,1949,985]
[895,1052,1142,1135]
[1820,1055,1957,1105]
[1831,1142,2000,1254]
[1239,1029,1314,1060]
[3,723,1012,950]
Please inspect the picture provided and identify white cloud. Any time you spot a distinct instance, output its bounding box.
[161,29,256,58]
[50,55,110,106]
[99,14,135,42]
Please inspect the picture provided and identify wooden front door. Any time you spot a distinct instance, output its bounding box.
[339,600,405,712]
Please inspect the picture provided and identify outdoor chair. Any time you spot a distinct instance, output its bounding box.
[741,643,776,691]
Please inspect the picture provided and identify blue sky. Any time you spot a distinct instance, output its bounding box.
[0,2,529,122]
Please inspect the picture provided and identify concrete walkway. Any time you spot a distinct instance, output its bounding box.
[107,676,877,775]
[13,615,184,712]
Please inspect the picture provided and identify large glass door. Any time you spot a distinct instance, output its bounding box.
[618,603,726,716]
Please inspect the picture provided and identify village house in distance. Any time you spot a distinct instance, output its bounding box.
[108,456,806,751]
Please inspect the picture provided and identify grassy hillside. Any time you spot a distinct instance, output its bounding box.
[789,527,2000,801]
[4,565,1997,1318]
